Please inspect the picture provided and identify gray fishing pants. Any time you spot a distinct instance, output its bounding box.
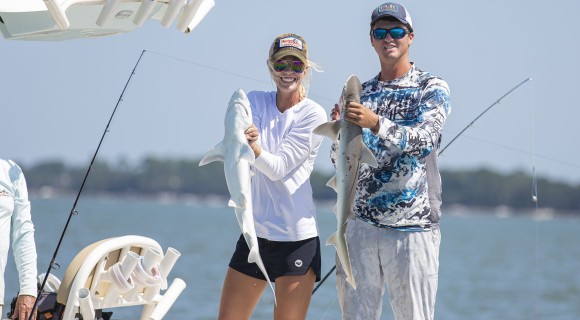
[336,218,441,320]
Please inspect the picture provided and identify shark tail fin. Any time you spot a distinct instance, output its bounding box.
[327,231,357,289]
[248,246,277,306]
[199,141,226,166]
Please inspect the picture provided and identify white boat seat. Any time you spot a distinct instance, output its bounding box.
[56,235,185,320]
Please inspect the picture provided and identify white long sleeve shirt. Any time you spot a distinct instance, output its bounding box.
[0,159,37,305]
[248,91,327,241]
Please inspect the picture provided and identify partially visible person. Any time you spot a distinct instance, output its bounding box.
[330,3,451,320]
[0,159,37,320]
[217,33,327,320]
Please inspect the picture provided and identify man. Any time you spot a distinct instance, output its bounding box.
[1,159,38,320]
[330,3,451,319]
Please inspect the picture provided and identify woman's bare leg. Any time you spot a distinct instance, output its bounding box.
[273,268,316,320]
[218,268,267,320]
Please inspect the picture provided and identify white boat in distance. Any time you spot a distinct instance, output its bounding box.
[0,0,214,41]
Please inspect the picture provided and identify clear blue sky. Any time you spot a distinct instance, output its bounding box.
[2,0,580,185]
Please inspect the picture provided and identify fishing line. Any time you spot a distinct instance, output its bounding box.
[28,50,147,320]
[529,78,540,319]
[143,49,337,104]
[439,133,580,170]
[312,77,533,295]
[146,50,272,86]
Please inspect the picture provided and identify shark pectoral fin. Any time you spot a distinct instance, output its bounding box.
[199,141,226,166]
[240,143,256,164]
[326,175,338,191]
[313,120,340,141]
[360,144,379,168]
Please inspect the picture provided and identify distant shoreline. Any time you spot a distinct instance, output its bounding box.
[29,191,578,220]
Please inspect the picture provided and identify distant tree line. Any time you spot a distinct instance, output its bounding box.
[20,158,580,214]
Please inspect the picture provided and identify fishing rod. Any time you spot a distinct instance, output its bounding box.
[438,77,532,156]
[312,77,533,295]
[28,50,147,320]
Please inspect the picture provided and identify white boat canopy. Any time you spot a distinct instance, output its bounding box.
[0,0,214,41]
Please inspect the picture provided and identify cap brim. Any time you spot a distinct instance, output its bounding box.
[370,15,412,31]
[271,49,307,63]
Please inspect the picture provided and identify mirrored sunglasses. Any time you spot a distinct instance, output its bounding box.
[371,27,409,40]
[273,59,305,73]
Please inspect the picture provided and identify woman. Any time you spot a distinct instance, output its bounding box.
[218,33,327,320]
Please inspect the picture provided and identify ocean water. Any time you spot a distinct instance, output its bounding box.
[3,196,580,320]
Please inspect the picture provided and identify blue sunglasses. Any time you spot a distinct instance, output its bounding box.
[371,27,410,40]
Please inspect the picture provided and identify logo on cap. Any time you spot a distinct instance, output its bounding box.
[279,37,303,51]
[378,3,398,13]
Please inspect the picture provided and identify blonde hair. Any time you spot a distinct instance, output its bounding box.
[266,58,322,100]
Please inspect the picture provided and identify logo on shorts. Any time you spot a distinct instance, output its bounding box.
[294,259,303,268]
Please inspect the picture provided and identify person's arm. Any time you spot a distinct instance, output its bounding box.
[10,163,37,320]
[349,79,451,157]
[252,110,326,181]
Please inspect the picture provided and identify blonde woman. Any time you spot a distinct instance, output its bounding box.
[218,33,327,320]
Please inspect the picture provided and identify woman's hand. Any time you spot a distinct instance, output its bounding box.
[244,124,261,157]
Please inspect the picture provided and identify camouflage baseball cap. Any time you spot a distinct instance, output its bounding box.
[269,33,308,63]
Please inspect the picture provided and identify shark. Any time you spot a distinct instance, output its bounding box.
[313,74,378,289]
[199,89,275,302]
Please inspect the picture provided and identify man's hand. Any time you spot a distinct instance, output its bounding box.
[344,102,380,132]
[12,295,36,320]
[330,103,340,121]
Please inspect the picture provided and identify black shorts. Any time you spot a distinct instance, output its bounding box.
[229,235,322,282]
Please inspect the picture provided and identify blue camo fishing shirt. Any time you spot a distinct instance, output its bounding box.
[332,64,451,230]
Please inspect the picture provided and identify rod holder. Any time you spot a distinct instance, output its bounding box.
[149,278,186,320]
[78,288,95,320]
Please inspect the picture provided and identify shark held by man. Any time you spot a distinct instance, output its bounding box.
[313,74,378,289]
